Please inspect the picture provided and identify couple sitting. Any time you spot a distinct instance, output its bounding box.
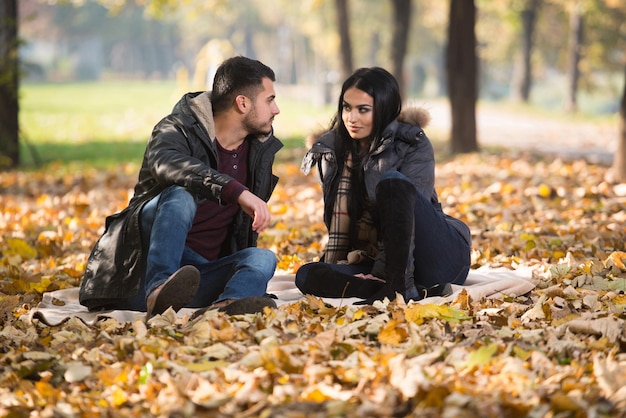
[79,57,471,319]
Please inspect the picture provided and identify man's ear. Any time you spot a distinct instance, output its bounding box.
[235,95,249,113]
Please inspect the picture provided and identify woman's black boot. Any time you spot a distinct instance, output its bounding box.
[356,177,416,305]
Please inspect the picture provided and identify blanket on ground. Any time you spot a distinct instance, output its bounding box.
[27,266,535,326]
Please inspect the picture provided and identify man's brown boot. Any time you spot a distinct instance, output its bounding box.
[146,265,200,320]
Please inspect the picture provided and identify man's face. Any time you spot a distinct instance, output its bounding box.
[243,77,280,136]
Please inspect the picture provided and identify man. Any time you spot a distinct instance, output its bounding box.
[79,56,283,319]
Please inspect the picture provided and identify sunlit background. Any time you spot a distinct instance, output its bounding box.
[19,0,624,112]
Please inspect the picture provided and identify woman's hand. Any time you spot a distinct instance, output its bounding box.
[353,273,386,282]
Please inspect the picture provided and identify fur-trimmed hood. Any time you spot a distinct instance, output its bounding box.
[397,107,430,128]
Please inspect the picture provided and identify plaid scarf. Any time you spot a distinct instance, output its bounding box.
[325,154,378,264]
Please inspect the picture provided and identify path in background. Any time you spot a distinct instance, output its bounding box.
[422,100,618,165]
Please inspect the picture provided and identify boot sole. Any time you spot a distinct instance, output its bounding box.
[147,265,200,319]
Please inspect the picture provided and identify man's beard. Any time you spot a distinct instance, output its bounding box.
[243,108,272,136]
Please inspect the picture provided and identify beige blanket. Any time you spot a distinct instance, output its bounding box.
[28,266,535,326]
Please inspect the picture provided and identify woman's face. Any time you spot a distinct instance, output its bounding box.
[341,87,374,143]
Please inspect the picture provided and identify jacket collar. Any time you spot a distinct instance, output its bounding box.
[187,91,274,144]
[187,91,216,140]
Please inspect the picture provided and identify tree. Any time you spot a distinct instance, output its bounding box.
[0,0,19,168]
[512,0,540,102]
[390,0,412,100]
[334,0,353,81]
[446,0,478,153]
[565,0,584,112]
[612,63,626,182]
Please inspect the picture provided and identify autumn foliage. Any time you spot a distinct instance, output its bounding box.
[1,151,625,417]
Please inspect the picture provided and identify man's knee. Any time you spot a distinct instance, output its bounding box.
[241,248,277,276]
[159,186,197,221]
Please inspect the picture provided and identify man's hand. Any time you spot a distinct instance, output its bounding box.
[237,190,271,232]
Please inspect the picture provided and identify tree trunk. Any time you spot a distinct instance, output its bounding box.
[512,0,540,102]
[565,1,584,113]
[446,0,478,154]
[334,0,353,81]
[390,0,412,101]
[611,63,626,182]
[0,0,19,168]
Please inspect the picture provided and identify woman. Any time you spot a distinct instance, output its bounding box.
[297,67,471,304]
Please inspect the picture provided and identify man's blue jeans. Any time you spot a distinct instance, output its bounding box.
[113,186,276,311]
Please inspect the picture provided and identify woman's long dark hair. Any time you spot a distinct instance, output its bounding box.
[330,67,402,239]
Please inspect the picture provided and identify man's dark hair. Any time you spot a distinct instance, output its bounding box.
[211,56,276,114]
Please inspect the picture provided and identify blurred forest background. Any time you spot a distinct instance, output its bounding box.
[18,0,624,108]
[2,0,625,173]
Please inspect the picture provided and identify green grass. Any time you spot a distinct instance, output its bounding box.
[19,80,334,168]
[22,80,615,169]
[20,80,178,142]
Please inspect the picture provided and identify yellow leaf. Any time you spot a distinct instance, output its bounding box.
[305,294,327,310]
[612,294,626,310]
[273,347,304,374]
[551,392,583,412]
[97,367,120,386]
[605,251,626,271]
[303,387,329,402]
[111,386,127,407]
[277,254,305,273]
[352,309,365,320]
[465,343,498,368]
[30,277,52,293]
[378,319,408,346]
[501,182,515,194]
[114,368,129,384]
[211,325,236,342]
[310,241,323,251]
[404,303,470,324]
[512,345,531,361]
[454,289,472,311]
[6,238,38,259]
[537,183,553,198]
[271,204,288,215]
[35,381,59,400]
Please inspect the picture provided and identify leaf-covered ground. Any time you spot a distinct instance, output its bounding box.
[1,150,625,417]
